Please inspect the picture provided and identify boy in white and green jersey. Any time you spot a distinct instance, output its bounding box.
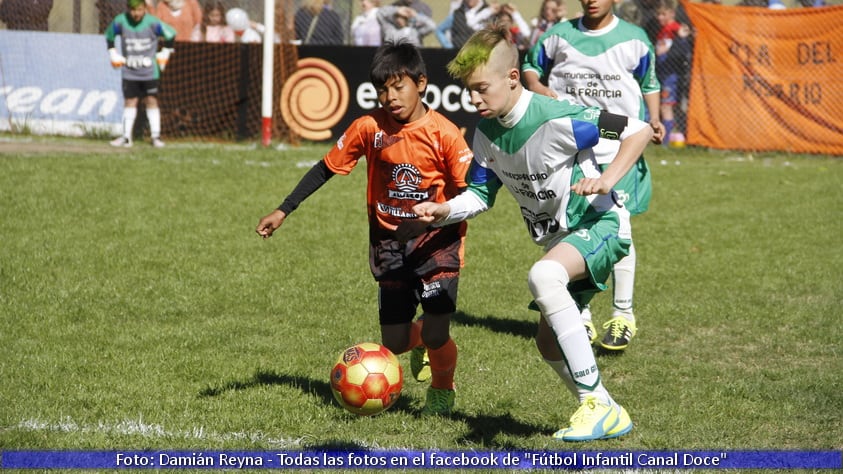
[522,0,664,351]
[105,0,176,148]
[403,25,653,441]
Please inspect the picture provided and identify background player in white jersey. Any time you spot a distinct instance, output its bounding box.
[400,25,652,441]
[105,0,176,148]
[522,0,664,351]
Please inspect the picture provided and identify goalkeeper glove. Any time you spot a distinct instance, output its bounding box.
[156,48,174,71]
[108,48,126,69]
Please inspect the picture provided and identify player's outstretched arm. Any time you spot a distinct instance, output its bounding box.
[572,122,653,196]
[255,209,287,239]
[412,202,451,223]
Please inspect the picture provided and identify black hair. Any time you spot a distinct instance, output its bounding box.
[369,41,427,90]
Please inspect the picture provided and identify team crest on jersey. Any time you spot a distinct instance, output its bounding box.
[392,164,422,191]
[388,163,429,200]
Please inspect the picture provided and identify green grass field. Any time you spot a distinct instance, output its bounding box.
[0,136,840,469]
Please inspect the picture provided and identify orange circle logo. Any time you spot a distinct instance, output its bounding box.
[280,58,350,141]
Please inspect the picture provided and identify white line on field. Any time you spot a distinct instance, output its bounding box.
[14,416,307,449]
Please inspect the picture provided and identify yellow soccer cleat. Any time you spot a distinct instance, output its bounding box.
[553,396,623,442]
[600,316,637,351]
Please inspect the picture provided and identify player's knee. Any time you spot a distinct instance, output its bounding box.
[419,314,451,349]
[421,331,448,350]
[382,340,406,355]
[527,259,575,315]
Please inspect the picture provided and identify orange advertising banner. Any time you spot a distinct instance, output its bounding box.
[684,1,843,155]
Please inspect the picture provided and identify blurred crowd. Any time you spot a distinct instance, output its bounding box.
[0,0,831,146]
[0,0,830,45]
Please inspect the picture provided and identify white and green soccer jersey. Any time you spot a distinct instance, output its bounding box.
[523,16,656,214]
[466,91,636,249]
[105,13,176,81]
[523,16,658,122]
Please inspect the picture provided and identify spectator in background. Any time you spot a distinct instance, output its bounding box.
[0,0,53,31]
[654,0,691,146]
[295,0,344,45]
[434,0,461,48]
[191,1,235,43]
[226,7,263,43]
[528,0,564,49]
[392,0,432,18]
[351,0,382,46]
[490,3,531,51]
[616,0,641,24]
[450,0,494,50]
[155,0,202,41]
[377,5,436,47]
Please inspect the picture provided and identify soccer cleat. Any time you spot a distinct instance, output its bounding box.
[151,137,166,148]
[600,316,637,351]
[109,137,132,148]
[603,403,633,439]
[421,387,455,416]
[410,346,431,382]
[552,396,620,442]
[584,320,598,345]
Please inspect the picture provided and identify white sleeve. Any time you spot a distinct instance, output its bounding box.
[620,117,649,140]
[432,190,489,227]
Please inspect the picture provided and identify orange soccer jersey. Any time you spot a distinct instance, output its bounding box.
[323,107,473,232]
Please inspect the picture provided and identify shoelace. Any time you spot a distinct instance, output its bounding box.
[603,318,628,339]
[570,397,599,423]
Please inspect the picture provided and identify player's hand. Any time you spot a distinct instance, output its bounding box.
[255,209,286,239]
[411,202,449,223]
[571,177,611,196]
[650,120,665,145]
[156,48,173,71]
[108,48,126,69]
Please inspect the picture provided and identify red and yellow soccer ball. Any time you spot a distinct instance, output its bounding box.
[330,342,403,416]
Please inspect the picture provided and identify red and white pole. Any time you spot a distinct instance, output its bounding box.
[261,0,276,147]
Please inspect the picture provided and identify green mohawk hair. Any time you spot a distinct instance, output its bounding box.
[446,42,493,84]
[446,26,511,84]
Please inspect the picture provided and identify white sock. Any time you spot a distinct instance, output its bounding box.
[612,242,636,321]
[548,313,611,404]
[580,305,592,323]
[122,107,137,140]
[147,108,161,139]
[529,259,612,404]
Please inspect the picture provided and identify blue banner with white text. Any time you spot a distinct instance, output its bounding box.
[1,450,840,469]
[0,30,122,136]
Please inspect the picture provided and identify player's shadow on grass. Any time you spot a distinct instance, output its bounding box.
[453,310,537,340]
[198,369,549,446]
[448,411,549,447]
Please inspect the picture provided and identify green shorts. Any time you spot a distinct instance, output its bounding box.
[545,210,632,308]
[605,156,652,216]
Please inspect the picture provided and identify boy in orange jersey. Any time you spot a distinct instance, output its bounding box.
[256,41,473,416]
